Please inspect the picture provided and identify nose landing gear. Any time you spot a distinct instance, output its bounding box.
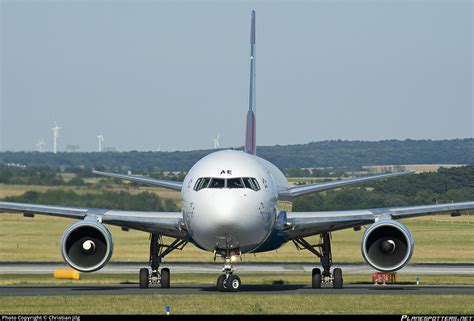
[215,250,242,292]
[217,273,242,292]
[293,232,344,289]
[139,234,187,289]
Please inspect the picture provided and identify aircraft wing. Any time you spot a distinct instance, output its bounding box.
[93,170,182,191]
[0,201,187,239]
[284,201,474,239]
[279,171,414,199]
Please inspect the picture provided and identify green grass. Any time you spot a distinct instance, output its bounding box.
[0,214,472,263]
[0,180,472,263]
[0,294,472,314]
[1,273,472,314]
[0,183,181,203]
[1,273,472,286]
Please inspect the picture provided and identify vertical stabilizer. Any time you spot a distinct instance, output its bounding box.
[245,10,257,155]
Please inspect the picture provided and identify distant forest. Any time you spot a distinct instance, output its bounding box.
[0,139,472,173]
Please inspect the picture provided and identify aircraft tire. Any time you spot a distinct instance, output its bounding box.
[217,275,227,292]
[227,275,241,292]
[312,268,321,289]
[139,268,149,289]
[333,268,343,289]
[161,268,170,288]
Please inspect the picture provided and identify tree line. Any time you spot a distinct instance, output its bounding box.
[0,138,472,172]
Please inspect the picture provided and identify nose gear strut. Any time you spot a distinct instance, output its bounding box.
[215,248,242,292]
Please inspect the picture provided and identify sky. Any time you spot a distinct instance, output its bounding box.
[1,0,472,152]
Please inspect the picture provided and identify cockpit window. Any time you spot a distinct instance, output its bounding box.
[194,177,260,191]
[194,177,211,191]
[208,178,225,189]
[227,178,244,189]
[242,177,260,191]
[252,178,261,190]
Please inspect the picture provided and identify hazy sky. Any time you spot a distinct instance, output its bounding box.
[1,0,472,152]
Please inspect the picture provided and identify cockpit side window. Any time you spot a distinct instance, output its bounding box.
[242,177,260,191]
[194,177,211,191]
[193,178,202,191]
[227,178,244,189]
[208,178,225,189]
[251,178,261,191]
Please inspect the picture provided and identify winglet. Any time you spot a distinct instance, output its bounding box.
[245,10,257,155]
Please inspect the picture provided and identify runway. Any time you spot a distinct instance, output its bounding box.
[0,262,472,274]
[0,284,473,296]
[1,263,472,296]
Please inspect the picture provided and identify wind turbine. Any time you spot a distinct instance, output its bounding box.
[52,122,60,154]
[213,134,220,149]
[97,131,105,152]
[36,139,45,152]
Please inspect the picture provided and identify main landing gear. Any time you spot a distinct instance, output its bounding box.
[215,250,242,292]
[293,232,343,289]
[139,234,187,289]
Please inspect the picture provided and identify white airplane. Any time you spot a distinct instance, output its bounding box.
[1,11,473,292]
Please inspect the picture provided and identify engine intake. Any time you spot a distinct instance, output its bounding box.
[61,221,113,272]
[361,220,414,272]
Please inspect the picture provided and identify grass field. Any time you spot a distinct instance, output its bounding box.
[0,180,472,263]
[0,294,472,314]
[0,183,181,203]
[1,274,472,314]
[0,213,472,263]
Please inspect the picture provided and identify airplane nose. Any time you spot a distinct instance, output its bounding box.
[189,189,271,252]
[209,198,244,251]
[210,192,244,230]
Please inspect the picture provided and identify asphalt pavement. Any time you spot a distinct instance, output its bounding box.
[0,262,472,274]
[0,284,473,296]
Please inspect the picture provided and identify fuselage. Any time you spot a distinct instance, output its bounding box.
[181,150,289,253]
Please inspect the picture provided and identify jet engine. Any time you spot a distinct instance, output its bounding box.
[361,220,414,272]
[61,220,113,272]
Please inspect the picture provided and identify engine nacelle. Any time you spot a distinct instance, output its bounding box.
[61,220,113,272]
[361,220,414,272]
